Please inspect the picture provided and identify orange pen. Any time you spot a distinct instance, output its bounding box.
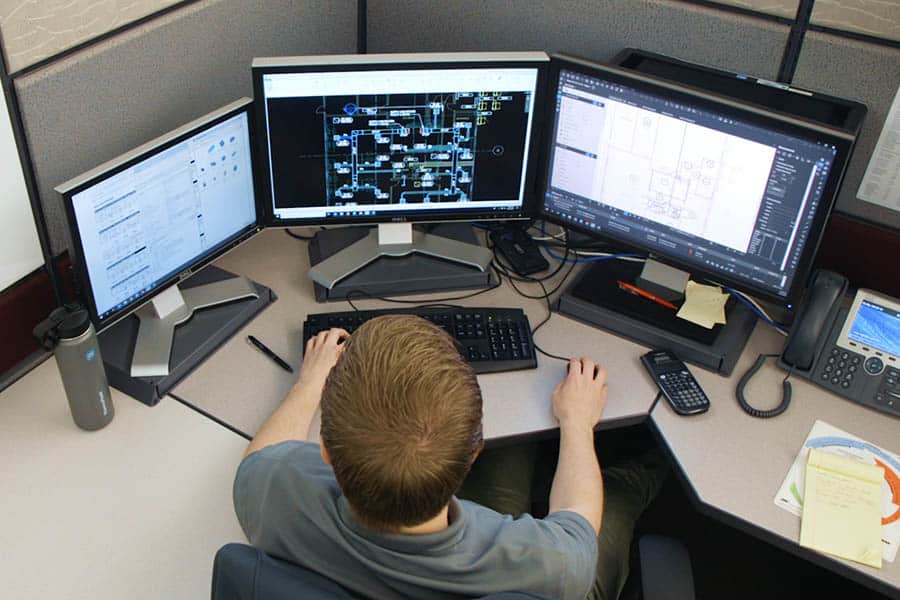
[616,280,679,311]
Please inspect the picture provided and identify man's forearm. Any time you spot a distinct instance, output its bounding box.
[549,422,603,534]
[244,381,320,457]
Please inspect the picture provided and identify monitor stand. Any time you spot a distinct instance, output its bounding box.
[308,222,493,290]
[130,275,259,377]
[557,258,757,375]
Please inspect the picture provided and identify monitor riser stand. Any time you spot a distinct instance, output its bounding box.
[308,223,493,290]
[130,275,258,377]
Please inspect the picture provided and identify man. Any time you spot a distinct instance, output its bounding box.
[234,315,664,599]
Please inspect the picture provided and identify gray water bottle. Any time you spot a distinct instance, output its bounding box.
[54,309,114,430]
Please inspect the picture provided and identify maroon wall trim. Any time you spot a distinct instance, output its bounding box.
[0,256,72,375]
[814,214,899,298]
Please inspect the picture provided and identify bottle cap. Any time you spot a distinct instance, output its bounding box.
[57,309,91,339]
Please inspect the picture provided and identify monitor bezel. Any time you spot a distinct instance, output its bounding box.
[251,52,549,228]
[56,98,265,332]
[537,53,856,308]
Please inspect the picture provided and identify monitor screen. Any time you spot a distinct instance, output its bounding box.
[539,56,854,306]
[58,99,261,329]
[253,53,547,226]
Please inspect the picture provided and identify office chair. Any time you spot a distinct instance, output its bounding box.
[210,543,549,600]
[211,537,694,600]
[623,534,696,600]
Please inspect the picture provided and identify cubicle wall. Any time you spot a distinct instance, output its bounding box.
[367,0,790,80]
[10,0,358,257]
[793,32,900,230]
[0,0,357,384]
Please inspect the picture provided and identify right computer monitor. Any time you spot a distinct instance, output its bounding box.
[539,54,856,307]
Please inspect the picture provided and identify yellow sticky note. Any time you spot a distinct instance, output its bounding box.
[799,448,883,568]
[675,281,729,329]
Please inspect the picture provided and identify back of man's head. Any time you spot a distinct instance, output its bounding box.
[320,315,483,532]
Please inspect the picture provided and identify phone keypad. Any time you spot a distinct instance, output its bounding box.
[815,348,900,416]
[876,367,900,410]
[820,348,861,389]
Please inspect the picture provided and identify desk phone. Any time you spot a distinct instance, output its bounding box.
[780,273,900,418]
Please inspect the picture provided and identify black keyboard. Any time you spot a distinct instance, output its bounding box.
[302,307,537,374]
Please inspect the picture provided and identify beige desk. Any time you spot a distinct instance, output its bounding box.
[651,325,900,597]
[170,227,899,596]
[172,228,660,440]
[0,359,247,600]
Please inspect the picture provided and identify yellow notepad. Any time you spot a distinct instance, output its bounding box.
[799,448,883,568]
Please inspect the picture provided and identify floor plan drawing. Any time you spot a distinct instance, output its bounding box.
[321,91,520,206]
[596,102,776,253]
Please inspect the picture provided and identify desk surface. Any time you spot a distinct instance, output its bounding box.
[171,228,900,595]
[652,324,900,595]
[0,359,247,600]
[173,228,660,440]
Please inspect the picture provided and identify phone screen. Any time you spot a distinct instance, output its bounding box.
[848,300,900,357]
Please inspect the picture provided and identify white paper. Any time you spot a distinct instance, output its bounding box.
[858,85,900,212]
[774,420,900,563]
[0,87,43,290]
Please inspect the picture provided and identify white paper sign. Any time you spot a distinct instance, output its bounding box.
[0,87,43,290]
[858,85,900,212]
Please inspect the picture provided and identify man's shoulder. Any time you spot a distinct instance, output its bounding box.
[235,441,338,509]
[453,501,598,598]
[458,499,597,557]
[239,440,329,475]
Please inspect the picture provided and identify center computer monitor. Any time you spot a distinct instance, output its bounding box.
[57,98,263,378]
[252,52,548,290]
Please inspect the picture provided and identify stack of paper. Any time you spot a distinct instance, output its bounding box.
[775,420,900,566]
[799,448,883,568]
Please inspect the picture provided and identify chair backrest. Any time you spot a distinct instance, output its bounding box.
[211,543,551,600]
[212,543,357,600]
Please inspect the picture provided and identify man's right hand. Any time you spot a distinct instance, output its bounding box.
[551,357,608,431]
[297,328,350,397]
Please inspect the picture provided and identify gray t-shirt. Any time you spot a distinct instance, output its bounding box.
[234,441,597,599]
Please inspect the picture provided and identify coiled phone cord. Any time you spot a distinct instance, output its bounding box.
[735,353,793,418]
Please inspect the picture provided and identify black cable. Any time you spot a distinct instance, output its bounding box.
[735,353,793,418]
[529,276,570,362]
[285,228,316,241]
[343,278,502,311]
[490,234,578,363]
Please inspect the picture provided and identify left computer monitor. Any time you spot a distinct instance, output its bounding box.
[57,98,263,377]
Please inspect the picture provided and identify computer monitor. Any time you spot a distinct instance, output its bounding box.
[252,52,548,289]
[539,54,855,309]
[57,98,263,377]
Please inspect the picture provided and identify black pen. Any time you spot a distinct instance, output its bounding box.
[247,335,293,373]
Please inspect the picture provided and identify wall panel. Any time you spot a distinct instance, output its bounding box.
[811,0,900,43]
[367,0,789,80]
[712,0,798,19]
[0,0,184,74]
[793,31,900,231]
[14,0,357,255]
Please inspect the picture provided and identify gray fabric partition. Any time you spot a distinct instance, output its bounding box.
[15,0,357,255]
[793,32,900,231]
[367,0,789,79]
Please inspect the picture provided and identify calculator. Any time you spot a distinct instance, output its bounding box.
[641,349,710,416]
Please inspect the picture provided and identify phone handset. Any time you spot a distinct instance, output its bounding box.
[781,270,848,371]
[735,270,848,418]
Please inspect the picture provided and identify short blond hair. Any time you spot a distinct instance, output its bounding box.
[320,315,482,531]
